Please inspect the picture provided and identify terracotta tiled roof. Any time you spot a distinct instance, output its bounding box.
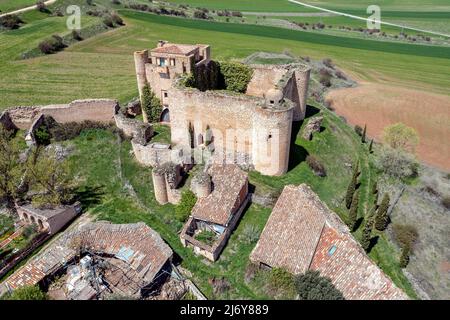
[4,222,172,290]
[192,164,248,226]
[250,184,408,300]
[151,43,198,55]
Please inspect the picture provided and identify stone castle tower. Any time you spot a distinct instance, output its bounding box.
[134,41,311,176]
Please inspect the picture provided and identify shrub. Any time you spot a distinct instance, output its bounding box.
[268,268,294,293]
[49,120,115,141]
[239,224,259,244]
[103,16,114,27]
[442,196,450,209]
[354,125,363,136]
[34,125,51,146]
[361,208,375,251]
[231,11,243,17]
[392,224,418,248]
[111,13,124,25]
[306,155,327,177]
[0,15,24,29]
[375,146,419,179]
[175,190,197,222]
[382,122,419,153]
[2,285,48,300]
[71,30,82,41]
[218,61,253,93]
[295,270,344,300]
[335,70,347,80]
[194,10,209,19]
[36,1,49,13]
[38,35,66,54]
[111,0,121,4]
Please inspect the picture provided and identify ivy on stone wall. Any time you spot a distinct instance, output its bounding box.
[218,61,253,93]
[183,60,253,94]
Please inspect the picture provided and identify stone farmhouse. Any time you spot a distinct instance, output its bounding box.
[133,41,311,176]
[180,165,249,261]
[250,184,408,300]
[1,222,173,299]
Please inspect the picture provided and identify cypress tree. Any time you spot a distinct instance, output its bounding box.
[375,193,390,231]
[140,84,152,123]
[345,161,359,209]
[361,208,376,251]
[371,180,378,194]
[348,190,359,231]
[149,94,162,123]
[361,124,367,143]
[369,139,374,153]
[399,244,411,268]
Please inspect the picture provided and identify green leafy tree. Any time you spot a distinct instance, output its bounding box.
[175,190,197,222]
[375,193,390,231]
[218,61,253,93]
[3,285,48,300]
[26,148,74,209]
[382,123,419,153]
[348,190,359,231]
[345,161,359,209]
[295,270,344,300]
[0,126,24,209]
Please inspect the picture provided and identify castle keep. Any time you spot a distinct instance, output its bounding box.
[134,41,311,176]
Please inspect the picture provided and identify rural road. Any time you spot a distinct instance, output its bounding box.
[243,12,335,17]
[0,0,57,18]
[287,0,450,37]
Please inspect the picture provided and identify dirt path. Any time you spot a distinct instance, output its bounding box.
[0,0,57,18]
[326,82,450,171]
[287,0,450,37]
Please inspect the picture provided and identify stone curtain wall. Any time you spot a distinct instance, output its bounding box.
[4,99,119,130]
[169,86,293,176]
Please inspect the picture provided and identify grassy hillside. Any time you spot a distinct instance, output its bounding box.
[0,0,36,13]
[1,8,449,109]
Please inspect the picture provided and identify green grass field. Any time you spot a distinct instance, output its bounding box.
[1,9,449,109]
[0,0,37,13]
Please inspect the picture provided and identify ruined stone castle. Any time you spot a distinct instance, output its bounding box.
[134,41,311,176]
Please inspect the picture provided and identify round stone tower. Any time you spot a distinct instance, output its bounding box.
[191,171,212,198]
[152,166,168,205]
[134,50,149,101]
[264,88,284,107]
[252,103,294,176]
[293,67,311,121]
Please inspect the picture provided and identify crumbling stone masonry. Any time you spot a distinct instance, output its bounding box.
[152,162,183,205]
[134,41,311,176]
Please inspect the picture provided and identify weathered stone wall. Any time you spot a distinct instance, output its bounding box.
[114,112,153,144]
[25,114,46,146]
[5,99,119,130]
[0,111,18,131]
[169,85,293,176]
[131,141,173,167]
[246,66,286,98]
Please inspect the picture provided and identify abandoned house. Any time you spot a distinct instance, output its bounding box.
[250,184,408,300]
[134,41,311,176]
[1,222,173,299]
[180,164,249,261]
[15,202,81,235]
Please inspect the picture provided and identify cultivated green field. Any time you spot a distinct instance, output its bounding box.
[0,0,36,13]
[1,9,449,109]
